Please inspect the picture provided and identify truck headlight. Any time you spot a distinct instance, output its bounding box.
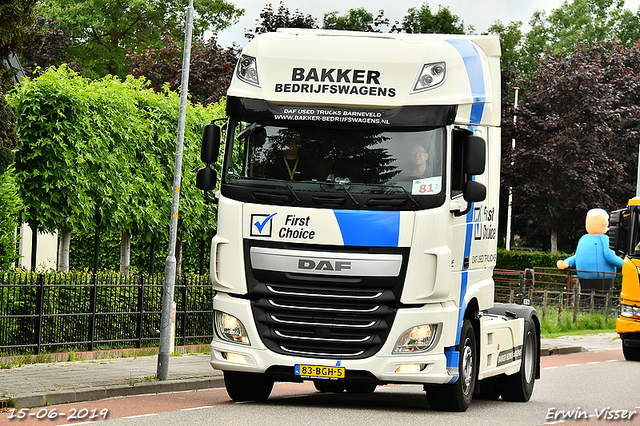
[621,304,640,319]
[411,61,446,93]
[393,324,438,354]
[215,311,250,345]
[237,54,260,87]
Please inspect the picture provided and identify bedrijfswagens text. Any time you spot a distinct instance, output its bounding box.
[275,67,397,98]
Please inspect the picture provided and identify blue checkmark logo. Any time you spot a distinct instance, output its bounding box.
[251,213,277,237]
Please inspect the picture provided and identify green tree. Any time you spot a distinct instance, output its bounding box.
[323,8,396,32]
[487,20,524,77]
[9,66,223,272]
[245,1,318,39]
[0,95,20,174]
[522,0,640,74]
[39,0,244,79]
[402,3,469,34]
[0,169,22,269]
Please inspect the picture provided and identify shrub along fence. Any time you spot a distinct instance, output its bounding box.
[0,271,213,355]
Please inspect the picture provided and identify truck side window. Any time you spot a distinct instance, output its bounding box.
[451,129,469,198]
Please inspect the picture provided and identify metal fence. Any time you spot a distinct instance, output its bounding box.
[1,267,622,355]
[494,268,621,316]
[0,272,214,355]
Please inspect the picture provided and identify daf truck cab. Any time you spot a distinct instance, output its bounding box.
[196,29,540,411]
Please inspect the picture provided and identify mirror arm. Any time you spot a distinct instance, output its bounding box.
[203,190,218,204]
[454,201,473,217]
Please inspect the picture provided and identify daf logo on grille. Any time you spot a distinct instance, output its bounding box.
[298,259,352,272]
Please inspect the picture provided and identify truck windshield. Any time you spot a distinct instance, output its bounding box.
[224,122,445,198]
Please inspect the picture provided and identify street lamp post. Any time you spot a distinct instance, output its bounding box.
[157,0,194,381]
[505,87,519,251]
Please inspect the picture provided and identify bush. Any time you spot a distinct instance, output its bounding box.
[0,169,21,269]
[496,248,569,271]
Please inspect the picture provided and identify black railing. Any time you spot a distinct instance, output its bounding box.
[493,268,621,316]
[0,272,214,355]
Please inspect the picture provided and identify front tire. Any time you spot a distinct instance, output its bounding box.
[224,371,274,402]
[501,319,537,402]
[622,339,640,361]
[426,319,477,412]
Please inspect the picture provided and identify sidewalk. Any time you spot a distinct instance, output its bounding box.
[0,333,621,409]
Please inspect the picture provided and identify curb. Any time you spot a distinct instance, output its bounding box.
[540,346,585,357]
[12,377,226,409]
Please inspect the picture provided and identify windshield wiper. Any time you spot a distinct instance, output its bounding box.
[323,176,359,206]
[248,177,301,203]
[382,183,420,208]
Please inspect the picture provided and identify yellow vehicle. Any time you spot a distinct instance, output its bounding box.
[609,198,640,360]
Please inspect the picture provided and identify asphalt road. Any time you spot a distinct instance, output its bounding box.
[2,349,633,426]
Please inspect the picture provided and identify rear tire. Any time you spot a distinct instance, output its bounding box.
[501,320,537,402]
[224,371,274,402]
[426,319,477,412]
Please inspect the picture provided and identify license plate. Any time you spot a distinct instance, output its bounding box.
[295,364,345,379]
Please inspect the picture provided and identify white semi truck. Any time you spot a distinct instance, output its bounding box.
[195,29,540,412]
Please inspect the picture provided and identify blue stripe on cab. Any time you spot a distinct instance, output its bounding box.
[333,210,400,247]
[445,39,486,124]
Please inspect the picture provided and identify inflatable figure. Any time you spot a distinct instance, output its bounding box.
[557,208,623,292]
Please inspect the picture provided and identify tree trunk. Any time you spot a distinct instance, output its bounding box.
[550,229,558,254]
[58,229,71,272]
[176,238,183,278]
[30,223,38,270]
[120,231,131,277]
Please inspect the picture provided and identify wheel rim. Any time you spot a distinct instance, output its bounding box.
[524,331,535,383]
[461,337,474,395]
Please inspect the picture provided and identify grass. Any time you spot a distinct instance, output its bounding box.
[539,309,616,338]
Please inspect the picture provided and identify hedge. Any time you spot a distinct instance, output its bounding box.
[496,248,570,271]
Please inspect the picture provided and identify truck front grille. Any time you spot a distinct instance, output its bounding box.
[245,241,408,359]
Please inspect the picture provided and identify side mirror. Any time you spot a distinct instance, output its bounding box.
[201,123,221,164]
[609,208,627,255]
[463,180,486,203]
[196,166,217,191]
[464,135,486,175]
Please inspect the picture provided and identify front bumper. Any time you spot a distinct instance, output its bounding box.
[210,292,459,385]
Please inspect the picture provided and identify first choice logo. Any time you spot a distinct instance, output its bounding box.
[298,259,352,272]
[280,214,315,240]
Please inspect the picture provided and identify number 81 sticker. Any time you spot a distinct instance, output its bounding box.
[411,177,441,195]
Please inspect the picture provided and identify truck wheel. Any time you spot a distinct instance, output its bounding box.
[622,340,640,361]
[501,319,537,402]
[426,319,477,412]
[314,380,346,393]
[224,371,274,401]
